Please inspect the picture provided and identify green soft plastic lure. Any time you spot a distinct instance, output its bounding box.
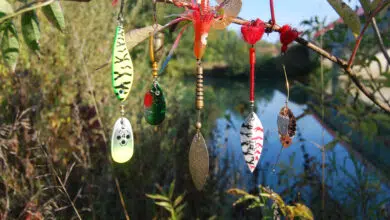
[111,24,134,101]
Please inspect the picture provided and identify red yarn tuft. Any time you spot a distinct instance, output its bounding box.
[241,19,265,45]
[279,25,300,53]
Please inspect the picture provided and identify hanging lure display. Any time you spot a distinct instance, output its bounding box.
[110,0,134,163]
[272,24,300,172]
[164,0,241,190]
[239,19,266,172]
[277,104,296,148]
[188,60,209,191]
[144,4,166,125]
[272,64,297,172]
[188,3,213,189]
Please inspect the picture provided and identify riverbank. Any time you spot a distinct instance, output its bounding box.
[203,45,316,80]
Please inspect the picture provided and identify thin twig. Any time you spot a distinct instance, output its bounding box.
[0,0,55,24]
[3,181,9,220]
[365,66,390,105]
[371,17,390,66]
[56,176,83,220]
[347,0,390,69]
[115,178,131,220]
[320,30,325,219]
[40,145,82,220]
[282,64,290,104]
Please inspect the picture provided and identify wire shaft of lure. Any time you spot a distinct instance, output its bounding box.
[196,59,204,111]
[117,0,125,21]
[194,59,204,131]
[149,34,159,79]
[282,63,290,106]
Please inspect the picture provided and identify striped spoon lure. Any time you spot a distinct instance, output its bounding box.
[239,19,266,172]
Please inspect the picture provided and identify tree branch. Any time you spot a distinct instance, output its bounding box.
[0,0,54,24]
[347,0,390,69]
[152,0,390,113]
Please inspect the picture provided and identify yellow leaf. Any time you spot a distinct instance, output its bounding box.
[327,0,361,37]
[125,25,163,51]
[227,188,250,196]
[293,203,314,220]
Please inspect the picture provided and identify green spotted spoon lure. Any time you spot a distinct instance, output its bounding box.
[111,24,134,101]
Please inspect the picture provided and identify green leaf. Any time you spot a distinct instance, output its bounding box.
[361,0,388,18]
[168,180,175,199]
[293,203,314,220]
[173,193,185,207]
[247,202,264,209]
[1,22,19,72]
[21,10,40,54]
[154,201,173,212]
[175,203,186,214]
[371,0,382,10]
[0,0,13,18]
[232,194,260,206]
[145,193,170,202]
[324,138,339,151]
[42,1,65,32]
[359,0,371,14]
[327,0,361,37]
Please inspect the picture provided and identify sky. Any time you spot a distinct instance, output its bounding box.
[225,0,361,42]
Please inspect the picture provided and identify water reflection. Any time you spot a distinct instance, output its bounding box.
[209,79,390,217]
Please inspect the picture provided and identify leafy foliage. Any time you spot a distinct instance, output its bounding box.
[0,0,68,71]
[0,0,389,219]
[228,185,314,219]
[146,180,187,220]
[326,0,361,37]
[0,0,13,17]
[21,10,40,54]
[42,1,65,32]
[1,21,19,72]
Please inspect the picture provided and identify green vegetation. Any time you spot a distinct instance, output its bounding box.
[227,186,314,220]
[0,0,389,219]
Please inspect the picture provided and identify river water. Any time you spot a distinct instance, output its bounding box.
[205,78,390,218]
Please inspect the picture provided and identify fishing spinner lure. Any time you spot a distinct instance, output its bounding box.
[144,5,166,125]
[110,1,134,163]
[239,19,266,172]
